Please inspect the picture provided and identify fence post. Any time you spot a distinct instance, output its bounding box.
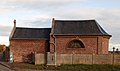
[72,53,74,64]
[47,52,50,65]
[92,53,94,64]
[71,54,72,64]
[32,52,35,64]
[72,52,74,64]
[112,47,115,65]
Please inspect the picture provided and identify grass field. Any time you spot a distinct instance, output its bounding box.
[9,63,120,71]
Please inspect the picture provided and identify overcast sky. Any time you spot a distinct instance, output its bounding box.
[0,0,120,50]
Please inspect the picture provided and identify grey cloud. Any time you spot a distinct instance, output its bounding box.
[0,25,12,36]
[18,17,51,28]
[27,20,51,28]
[0,0,85,15]
[30,20,51,28]
[51,9,101,20]
[0,0,84,10]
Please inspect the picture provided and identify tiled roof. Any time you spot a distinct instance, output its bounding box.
[53,20,111,36]
[12,27,51,40]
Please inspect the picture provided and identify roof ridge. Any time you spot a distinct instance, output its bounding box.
[16,27,51,29]
[55,19,95,22]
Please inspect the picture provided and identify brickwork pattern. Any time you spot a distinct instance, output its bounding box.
[10,39,49,62]
[50,36,110,54]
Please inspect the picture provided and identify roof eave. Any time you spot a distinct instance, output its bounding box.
[10,38,49,40]
[52,34,112,37]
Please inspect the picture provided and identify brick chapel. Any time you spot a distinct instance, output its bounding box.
[9,18,111,63]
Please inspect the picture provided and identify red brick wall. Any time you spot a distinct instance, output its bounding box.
[10,39,49,62]
[50,35,110,54]
[102,37,109,54]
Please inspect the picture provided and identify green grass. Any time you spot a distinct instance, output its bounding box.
[9,63,120,71]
